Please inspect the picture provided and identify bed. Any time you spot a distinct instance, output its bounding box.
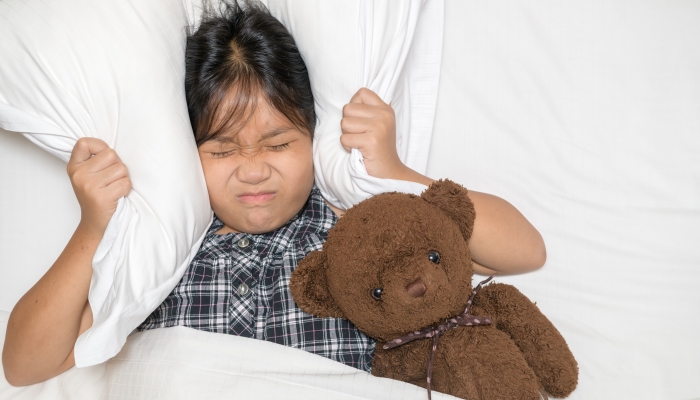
[1,0,699,399]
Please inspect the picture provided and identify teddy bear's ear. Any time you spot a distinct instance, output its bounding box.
[420,179,476,242]
[290,250,345,318]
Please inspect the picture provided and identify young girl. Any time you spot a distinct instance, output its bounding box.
[2,0,545,386]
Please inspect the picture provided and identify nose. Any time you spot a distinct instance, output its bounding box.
[236,155,271,185]
[406,277,427,298]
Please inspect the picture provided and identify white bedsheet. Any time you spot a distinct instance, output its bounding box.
[429,1,700,399]
[0,311,457,400]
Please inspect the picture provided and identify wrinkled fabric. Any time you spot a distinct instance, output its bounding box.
[0,0,211,367]
[264,0,444,209]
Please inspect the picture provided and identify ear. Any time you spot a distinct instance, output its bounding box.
[420,179,476,242]
[290,250,345,318]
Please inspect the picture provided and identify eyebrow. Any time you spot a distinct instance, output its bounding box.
[214,126,293,144]
[259,127,293,141]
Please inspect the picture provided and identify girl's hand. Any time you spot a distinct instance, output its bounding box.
[340,88,408,180]
[67,138,132,236]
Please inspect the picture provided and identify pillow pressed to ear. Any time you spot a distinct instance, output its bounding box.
[264,0,444,209]
[0,0,211,367]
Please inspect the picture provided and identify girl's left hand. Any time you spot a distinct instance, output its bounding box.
[340,88,407,179]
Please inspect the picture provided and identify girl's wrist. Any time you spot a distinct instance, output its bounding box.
[76,218,108,242]
[389,165,434,187]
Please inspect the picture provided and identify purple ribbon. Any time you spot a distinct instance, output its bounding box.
[383,274,496,400]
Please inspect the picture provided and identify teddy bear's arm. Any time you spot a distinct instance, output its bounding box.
[473,283,578,398]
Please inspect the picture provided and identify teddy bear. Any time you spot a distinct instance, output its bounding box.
[290,179,578,400]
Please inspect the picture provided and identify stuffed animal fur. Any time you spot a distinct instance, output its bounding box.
[290,179,578,399]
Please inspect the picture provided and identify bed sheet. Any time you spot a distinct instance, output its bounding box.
[0,311,458,400]
[429,1,700,399]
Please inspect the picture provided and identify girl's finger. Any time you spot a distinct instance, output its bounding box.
[84,148,123,173]
[340,132,373,152]
[349,87,387,106]
[342,103,379,119]
[105,176,133,199]
[340,116,374,135]
[96,162,130,188]
[69,138,109,165]
[339,132,362,151]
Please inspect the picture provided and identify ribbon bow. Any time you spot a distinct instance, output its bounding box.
[383,274,496,400]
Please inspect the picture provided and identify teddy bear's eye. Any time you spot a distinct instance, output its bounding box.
[371,288,383,300]
[428,251,440,264]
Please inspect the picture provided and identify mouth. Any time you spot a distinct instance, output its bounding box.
[237,191,277,204]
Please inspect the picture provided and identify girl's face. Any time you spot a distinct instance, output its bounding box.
[198,95,314,235]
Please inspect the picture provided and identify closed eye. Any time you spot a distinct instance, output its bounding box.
[267,142,290,151]
[209,141,292,157]
[210,150,234,158]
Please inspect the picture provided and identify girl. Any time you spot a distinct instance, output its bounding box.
[2,0,545,386]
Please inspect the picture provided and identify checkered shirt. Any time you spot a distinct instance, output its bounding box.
[138,187,375,371]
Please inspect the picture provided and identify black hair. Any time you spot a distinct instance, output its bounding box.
[185,0,316,146]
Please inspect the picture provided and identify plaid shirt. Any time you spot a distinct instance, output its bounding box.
[138,187,375,371]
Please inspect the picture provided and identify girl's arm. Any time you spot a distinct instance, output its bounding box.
[385,168,545,275]
[2,138,131,386]
[3,228,97,386]
[340,88,546,275]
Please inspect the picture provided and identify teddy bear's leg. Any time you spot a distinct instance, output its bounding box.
[430,327,542,400]
[473,283,579,398]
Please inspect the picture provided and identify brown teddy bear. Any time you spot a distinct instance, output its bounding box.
[291,179,578,400]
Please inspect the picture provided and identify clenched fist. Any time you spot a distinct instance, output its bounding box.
[66,138,132,236]
[340,88,407,180]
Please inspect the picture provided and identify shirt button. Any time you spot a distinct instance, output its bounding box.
[237,238,250,248]
[237,283,250,296]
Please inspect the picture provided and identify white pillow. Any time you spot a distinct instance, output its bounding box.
[0,0,211,367]
[264,0,444,209]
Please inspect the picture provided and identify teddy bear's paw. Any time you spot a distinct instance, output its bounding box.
[431,330,544,400]
[525,339,579,397]
[434,379,541,400]
[539,366,578,399]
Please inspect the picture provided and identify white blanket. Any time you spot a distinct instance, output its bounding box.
[0,311,457,400]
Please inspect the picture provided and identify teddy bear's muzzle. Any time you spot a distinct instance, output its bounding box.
[406,277,427,298]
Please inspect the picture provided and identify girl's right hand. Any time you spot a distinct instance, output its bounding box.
[67,138,132,235]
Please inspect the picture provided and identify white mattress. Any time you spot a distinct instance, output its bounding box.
[1,0,699,399]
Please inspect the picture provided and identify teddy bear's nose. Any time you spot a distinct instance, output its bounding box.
[406,277,427,298]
